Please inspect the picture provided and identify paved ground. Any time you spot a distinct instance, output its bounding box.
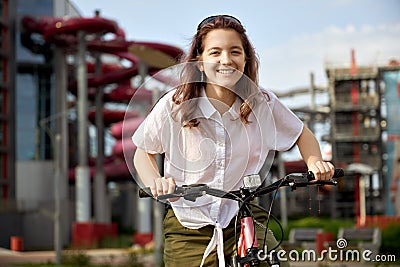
[0,248,154,267]
[0,248,399,266]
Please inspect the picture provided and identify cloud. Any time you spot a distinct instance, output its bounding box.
[260,23,400,92]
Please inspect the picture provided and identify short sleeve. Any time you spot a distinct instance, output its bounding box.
[132,92,173,154]
[267,91,304,151]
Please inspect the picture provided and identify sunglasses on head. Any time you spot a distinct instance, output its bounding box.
[197,15,242,31]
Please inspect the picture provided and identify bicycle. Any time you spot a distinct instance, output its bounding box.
[139,168,344,266]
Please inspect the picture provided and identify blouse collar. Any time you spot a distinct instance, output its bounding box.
[198,88,241,120]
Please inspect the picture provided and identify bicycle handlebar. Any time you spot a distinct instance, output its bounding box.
[139,168,344,201]
[138,168,344,267]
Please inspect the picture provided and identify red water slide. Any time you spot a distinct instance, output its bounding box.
[21,15,184,182]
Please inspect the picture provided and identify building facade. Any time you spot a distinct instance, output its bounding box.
[0,0,80,249]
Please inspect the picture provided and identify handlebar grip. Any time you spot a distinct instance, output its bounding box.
[307,168,344,181]
[139,187,153,198]
[333,168,344,178]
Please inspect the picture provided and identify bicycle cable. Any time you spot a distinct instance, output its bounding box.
[261,177,286,253]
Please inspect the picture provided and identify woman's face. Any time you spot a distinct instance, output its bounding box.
[199,28,246,90]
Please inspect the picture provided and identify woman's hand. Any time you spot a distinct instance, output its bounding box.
[133,149,178,202]
[308,160,335,181]
[151,176,178,202]
[296,126,335,180]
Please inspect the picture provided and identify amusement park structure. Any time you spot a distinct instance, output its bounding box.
[2,5,184,250]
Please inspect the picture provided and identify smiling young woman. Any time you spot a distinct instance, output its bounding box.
[132,15,335,267]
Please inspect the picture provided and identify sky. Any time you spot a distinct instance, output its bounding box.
[70,0,400,93]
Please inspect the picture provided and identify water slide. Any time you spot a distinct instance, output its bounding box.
[21,15,184,182]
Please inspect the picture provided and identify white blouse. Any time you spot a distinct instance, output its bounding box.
[132,88,303,266]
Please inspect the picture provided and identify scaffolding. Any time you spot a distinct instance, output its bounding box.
[326,60,385,218]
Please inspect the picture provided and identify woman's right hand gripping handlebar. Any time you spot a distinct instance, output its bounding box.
[133,148,178,201]
[153,177,177,199]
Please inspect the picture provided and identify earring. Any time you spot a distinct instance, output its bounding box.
[201,71,205,82]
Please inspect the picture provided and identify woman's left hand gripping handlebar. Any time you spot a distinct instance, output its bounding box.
[308,160,335,181]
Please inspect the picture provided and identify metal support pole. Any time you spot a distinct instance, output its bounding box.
[278,152,288,228]
[76,31,91,222]
[94,51,108,223]
[137,61,152,238]
[54,134,62,264]
[53,47,69,264]
[309,72,316,132]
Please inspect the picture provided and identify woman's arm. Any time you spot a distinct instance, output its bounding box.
[133,148,175,198]
[296,125,334,180]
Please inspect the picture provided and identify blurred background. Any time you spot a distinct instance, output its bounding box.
[0,0,399,265]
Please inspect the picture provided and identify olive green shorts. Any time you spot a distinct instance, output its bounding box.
[163,205,290,267]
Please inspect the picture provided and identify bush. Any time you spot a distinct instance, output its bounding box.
[61,250,91,266]
[380,223,400,258]
[99,234,132,248]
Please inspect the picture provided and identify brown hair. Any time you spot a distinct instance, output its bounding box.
[172,15,260,127]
